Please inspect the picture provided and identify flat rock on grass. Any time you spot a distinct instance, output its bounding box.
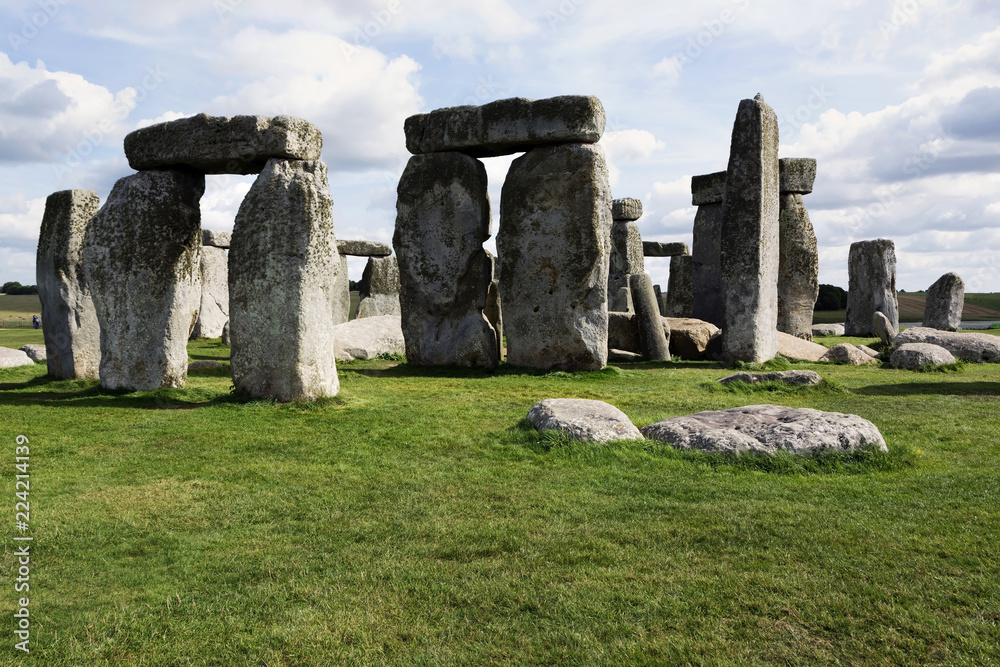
[812,323,845,337]
[890,343,956,369]
[718,370,821,386]
[0,348,34,369]
[820,344,879,366]
[333,315,405,362]
[777,331,828,362]
[527,398,643,443]
[893,327,1000,363]
[641,404,888,455]
[19,345,46,362]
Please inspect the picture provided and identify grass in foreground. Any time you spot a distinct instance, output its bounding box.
[0,340,998,664]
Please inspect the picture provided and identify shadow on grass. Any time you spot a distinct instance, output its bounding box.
[341,360,724,379]
[853,381,1000,396]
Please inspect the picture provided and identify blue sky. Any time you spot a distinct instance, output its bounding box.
[2,0,999,293]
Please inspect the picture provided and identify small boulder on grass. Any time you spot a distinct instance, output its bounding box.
[19,344,46,362]
[820,344,879,366]
[0,347,33,369]
[890,343,956,370]
[527,398,643,443]
[873,311,897,346]
[812,323,845,337]
[718,370,822,387]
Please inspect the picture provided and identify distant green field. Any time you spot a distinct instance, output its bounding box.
[0,294,42,327]
[962,292,1000,312]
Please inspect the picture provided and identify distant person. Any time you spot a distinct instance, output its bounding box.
[32,315,40,329]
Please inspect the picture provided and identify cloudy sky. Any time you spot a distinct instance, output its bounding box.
[1,0,999,293]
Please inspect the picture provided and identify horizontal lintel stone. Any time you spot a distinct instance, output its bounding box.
[337,240,393,257]
[691,171,726,206]
[779,158,817,194]
[643,241,690,257]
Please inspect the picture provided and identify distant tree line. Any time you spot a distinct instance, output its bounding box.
[1,281,38,295]
[814,284,846,310]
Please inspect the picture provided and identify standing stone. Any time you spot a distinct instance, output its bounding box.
[873,311,897,347]
[393,152,498,369]
[191,245,229,338]
[777,159,819,340]
[498,143,611,371]
[665,255,694,318]
[845,239,898,336]
[652,284,663,316]
[229,159,340,401]
[484,252,503,360]
[630,273,671,361]
[720,94,780,363]
[608,198,644,312]
[923,272,964,331]
[35,189,102,380]
[332,253,350,325]
[691,171,726,327]
[83,169,204,390]
[356,256,401,319]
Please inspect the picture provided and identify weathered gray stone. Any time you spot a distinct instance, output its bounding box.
[858,344,880,358]
[691,171,726,206]
[333,315,405,362]
[845,239,898,336]
[356,256,401,319]
[527,398,643,443]
[653,285,663,316]
[923,272,964,331]
[188,360,224,371]
[893,327,1000,363]
[778,158,817,194]
[665,255,694,317]
[618,286,635,314]
[820,343,879,365]
[0,347,34,369]
[873,311,897,347]
[124,114,322,175]
[612,197,643,221]
[643,241,690,257]
[891,343,956,369]
[484,252,503,360]
[608,220,643,311]
[498,143,611,370]
[405,95,605,157]
[394,152,498,369]
[777,331,828,362]
[609,349,643,363]
[641,404,887,455]
[202,229,232,248]
[607,311,640,352]
[84,169,203,391]
[229,159,340,401]
[812,323,845,337]
[692,197,724,326]
[337,239,393,257]
[332,253,350,326]
[666,318,720,360]
[35,189,102,380]
[630,273,671,361]
[191,245,229,338]
[720,94,780,363]
[19,345,46,362]
[777,193,818,340]
[221,320,230,345]
[718,370,822,386]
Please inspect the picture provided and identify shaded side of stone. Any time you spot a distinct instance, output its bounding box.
[612,198,642,221]
[692,201,724,327]
[845,239,898,336]
[923,272,964,331]
[720,95,780,363]
[124,114,322,174]
[498,143,611,370]
[83,170,204,390]
[777,193,818,340]
[643,241,690,257]
[405,95,605,157]
[393,152,498,369]
[778,158,817,194]
[691,171,726,206]
[36,189,102,380]
[665,255,694,318]
[229,159,340,401]
[356,256,401,319]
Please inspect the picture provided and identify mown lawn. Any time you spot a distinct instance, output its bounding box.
[1,335,998,665]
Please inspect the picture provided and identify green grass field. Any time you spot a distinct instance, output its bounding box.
[1,333,998,664]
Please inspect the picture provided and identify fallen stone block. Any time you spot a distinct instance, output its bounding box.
[527,398,643,443]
